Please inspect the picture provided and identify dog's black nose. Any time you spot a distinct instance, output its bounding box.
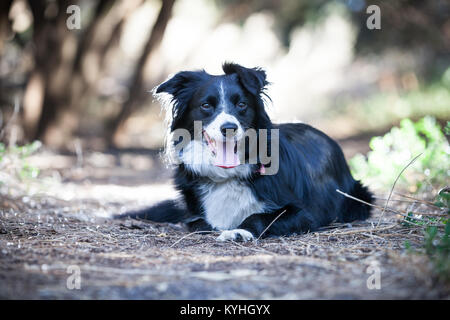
[220,122,238,137]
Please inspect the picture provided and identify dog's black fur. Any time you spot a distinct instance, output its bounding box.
[116,63,373,240]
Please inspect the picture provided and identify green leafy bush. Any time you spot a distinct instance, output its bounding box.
[0,141,41,184]
[350,116,449,192]
[423,217,450,281]
[352,119,449,280]
[0,142,5,163]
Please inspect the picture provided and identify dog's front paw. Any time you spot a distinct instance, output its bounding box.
[216,229,254,242]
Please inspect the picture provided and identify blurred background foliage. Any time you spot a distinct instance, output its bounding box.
[0,0,449,152]
[350,117,449,193]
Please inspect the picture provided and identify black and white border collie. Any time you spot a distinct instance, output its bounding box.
[117,63,373,242]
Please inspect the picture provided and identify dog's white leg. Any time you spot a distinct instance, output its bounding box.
[216,229,254,242]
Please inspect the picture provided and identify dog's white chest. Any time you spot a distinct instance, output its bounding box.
[200,180,264,230]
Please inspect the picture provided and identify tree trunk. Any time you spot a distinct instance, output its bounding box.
[23,0,71,141]
[23,0,115,145]
[108,0,176,144]
[0,0,13,55]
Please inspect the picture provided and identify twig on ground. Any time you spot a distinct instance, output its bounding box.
[256,209,287,242]
[319,224,397,236]
[393,192,442,209]
[377,153,422,227]
[373,197,426,204]
[169,230,217,248]
[336,189,446,224]
[230,240,278,256]
[337,189,378,209]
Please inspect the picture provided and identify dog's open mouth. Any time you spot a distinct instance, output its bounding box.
[203,131,240,168]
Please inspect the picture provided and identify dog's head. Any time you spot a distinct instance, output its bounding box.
[155,63,271,175]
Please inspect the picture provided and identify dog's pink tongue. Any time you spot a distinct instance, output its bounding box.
[214,140,240,168]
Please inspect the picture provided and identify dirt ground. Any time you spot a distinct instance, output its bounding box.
[0,143,449,300]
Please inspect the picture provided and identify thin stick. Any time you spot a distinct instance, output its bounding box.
[170,230,217,248]
[230,240,277,256]
[336,189,377,208]
[377,153,422,227]
[320,224,397,236]
[336,189,437,221]
[256,209,287,242]
[373,197,422,203]
[393,192,441,209]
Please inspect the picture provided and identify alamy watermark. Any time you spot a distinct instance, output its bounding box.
[66,5,81,30]
[366,5,381,30]
[65,3,381,31]
[366,260,381,290]
[66,265,81,290]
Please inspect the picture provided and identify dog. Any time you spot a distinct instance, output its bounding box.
[116,63,373,242]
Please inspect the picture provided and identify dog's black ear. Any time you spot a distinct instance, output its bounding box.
[156,70,207,96]
[222,62,268,96]
[223,62,271,129]
[155,70,208,130]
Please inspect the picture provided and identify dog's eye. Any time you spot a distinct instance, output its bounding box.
[237,102,247,109]
[201,103,212,110]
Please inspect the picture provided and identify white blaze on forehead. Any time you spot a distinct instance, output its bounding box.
[204,79,243,141]
[219,80,226,109]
